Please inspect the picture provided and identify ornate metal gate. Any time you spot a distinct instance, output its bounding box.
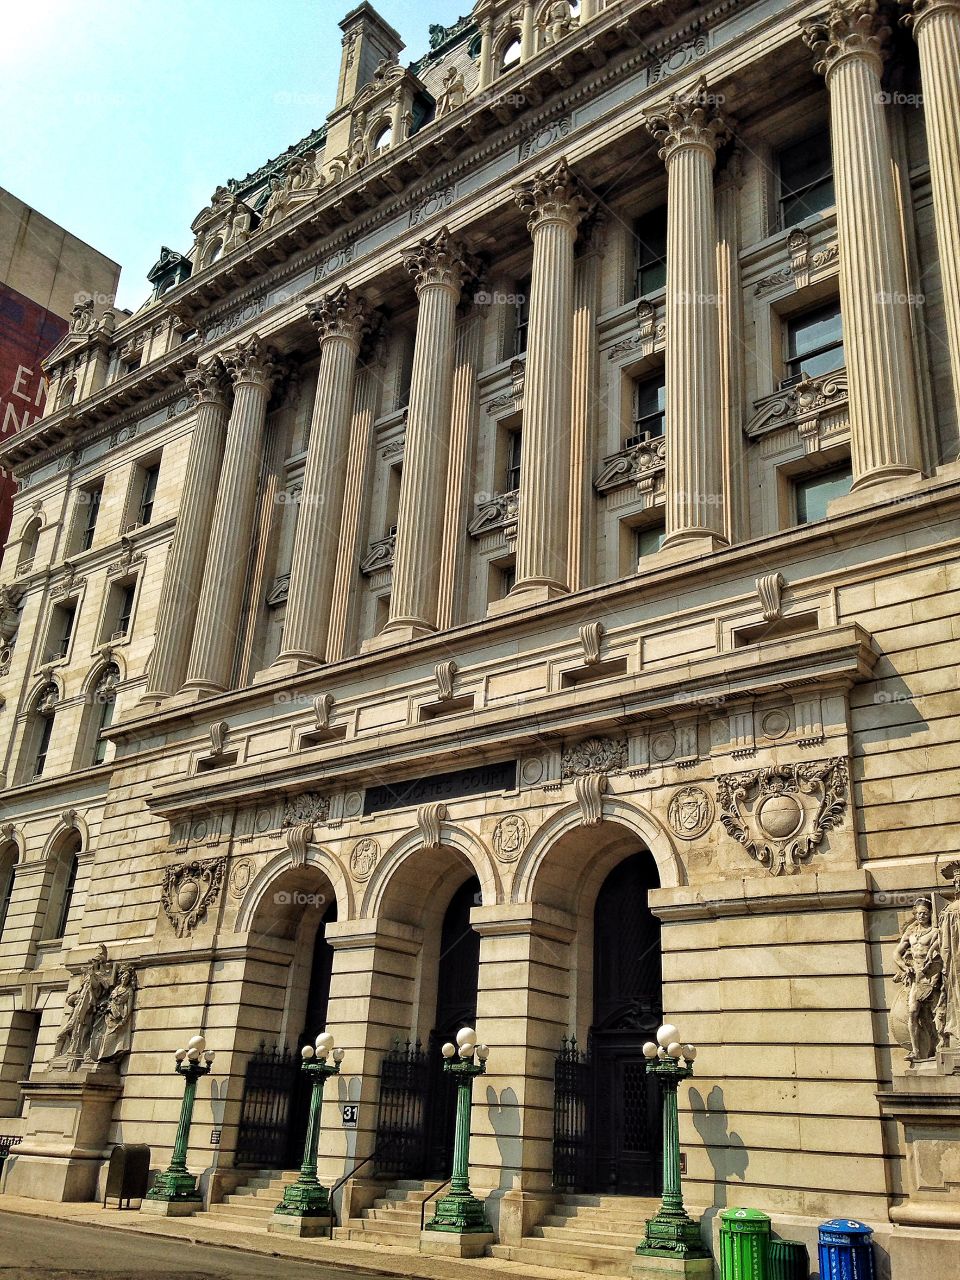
[235,1043,302,1167]
[553,1036,592,1192]
[374,1039,429,1178]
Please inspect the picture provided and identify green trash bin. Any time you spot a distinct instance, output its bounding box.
[769,1238,809,1280]
[719,1207,772,1280]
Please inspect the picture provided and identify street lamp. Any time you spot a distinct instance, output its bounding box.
[143,1034,214,1212]
[271,1031,343,1234]
[635,1022,710,1261]
[423,1027,491,1235]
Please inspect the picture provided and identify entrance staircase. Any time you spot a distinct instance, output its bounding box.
[491,1193,661,1277]
[207,1169,301,1229]
[334,1179,446,1245]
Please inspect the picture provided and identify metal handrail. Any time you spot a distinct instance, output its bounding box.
[318,1139,397,1234]
[420,1176,452,1232]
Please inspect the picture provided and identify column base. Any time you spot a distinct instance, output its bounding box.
[488,582,569,615]
[420,1229,495,1257]
[832,467,924,511]
[361,621,436,650]
[651,532,728,566]
[253,654,322,682]
[424,1188,491,1235]
[167,683,225,704]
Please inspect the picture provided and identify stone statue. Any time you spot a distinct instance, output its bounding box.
[436,66,466,118]
[544,0,576,44]
[53,946,137,1066]
[936,860,960,1050]
[893,897,942,1062]
[348,133,369,174]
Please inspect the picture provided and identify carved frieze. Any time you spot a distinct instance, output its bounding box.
[717,758,849,876]
[281,792,330,827]
[518,115,572,163]
[409,185,456,227]
[161,856,226,937]
[561,736,628,779]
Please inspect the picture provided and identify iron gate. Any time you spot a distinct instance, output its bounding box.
[553,1036,592,1192]
[235,1043,302,1167]
[374,1039,429,1179]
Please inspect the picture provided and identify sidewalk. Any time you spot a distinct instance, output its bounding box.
[0,1195,588,1280]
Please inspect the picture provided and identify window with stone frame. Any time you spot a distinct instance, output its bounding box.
[0,843,15,944]
[72,480,103,554]
[17,517,41,574]
[41,832,81,943]
[100,577,138,645]
[784,299,844,383]
[84,662,120,767]
[21,682,58,783]
[513,277,531,357]
[44,600,78,663]
[125,453,162,531]
[793,462,853,526]
[630,369,666,443]
[632,203,668,299]
[776,129,835,230]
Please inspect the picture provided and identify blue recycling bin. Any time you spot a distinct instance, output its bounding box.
[818,1219,875,1280]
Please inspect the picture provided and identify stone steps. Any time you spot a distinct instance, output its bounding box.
[490,1194,661,1278]
[335,1178,446,1246]
[491,1238,639,1277]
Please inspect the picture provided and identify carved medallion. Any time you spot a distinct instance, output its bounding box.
[493,815,528,864]
[350,837,380,881]
[282,792,330,827]
[229,858,254,898]
[161,856,226,937]
[667,787,714,840]
[561,736,628,779]
[717,758,848,876]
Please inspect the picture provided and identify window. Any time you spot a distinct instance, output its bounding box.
[17,517,41,574]
[100,577,137,644]
[76,483,103,552]
[794,464,853,525]
[115,583,135,637]
[505,429,522,492]
[16,1013,42,1114]
[122,351,142,377]
[42,835,81,942]
[0,846,15,942]
[20,682,58,783]
[513,279,530,356]
[777,131,835,229]
[46,601,77,662]
[634,204,668,298]
[90,664,120,766]
[499,562,516,597]
[785,301,844,382]
[136,462,160,525]
[33,714,54,779]
[631,371,666,441]
[636,522,666,561]
[500,34,521,69]
[371,123,392,154]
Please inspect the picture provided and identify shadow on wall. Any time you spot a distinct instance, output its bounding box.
[483,1084,522,1233]
[689,1085,749,1208]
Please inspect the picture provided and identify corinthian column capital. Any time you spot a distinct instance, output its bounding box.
[307,285,374,348]
[514,157,590,234]
[403,228,479,296]
[803,0,891,77]
[645,77,731,163]
[902,0,960,32]
[220,334,280,389]
[184,359,226,407]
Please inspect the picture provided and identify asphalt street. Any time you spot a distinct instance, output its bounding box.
[0,1211,390,1280]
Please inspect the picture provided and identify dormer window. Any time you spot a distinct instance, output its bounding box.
[371,123,392,155]
[500,34,521,70]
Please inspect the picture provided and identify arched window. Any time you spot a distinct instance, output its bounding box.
[88,663,119,766]
[202,238,223,269]
[371,122,392,154]
[0,842,16,943]
[17,517,41,574]
[20,681,58,783]
[42,832,82,942]
[500,33,522,70]
[55,377,77,411]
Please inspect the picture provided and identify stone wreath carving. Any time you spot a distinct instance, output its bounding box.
[717,758,848,876]
[561,736,628,780]
[161,856,226,937]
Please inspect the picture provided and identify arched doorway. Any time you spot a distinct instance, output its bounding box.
[589,852,662,1194]
[375,872,481,1180]
[235,867,338,1167]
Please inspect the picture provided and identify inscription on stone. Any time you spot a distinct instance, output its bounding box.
[364,760,517,816]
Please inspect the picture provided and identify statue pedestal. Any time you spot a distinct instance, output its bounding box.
[878,1060,960,1228]
[1,1064,122,1203]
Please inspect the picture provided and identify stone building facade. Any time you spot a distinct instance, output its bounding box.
[0,0,959,1273]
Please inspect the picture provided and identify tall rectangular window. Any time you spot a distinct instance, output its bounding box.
[777,131,835,229]
[136,463,160,525]
[795,463,853,525]
[633,204,668,298]
[636,522,666,561]
[513,278,530,356]
[46,601,77,662]
[785,301,844,382]
[631,371,666,441]
[77,483,103,552]
[33,715,54,779]
[505,429,522,492]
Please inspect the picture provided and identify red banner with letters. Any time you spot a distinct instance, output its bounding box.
[0,283,68,544]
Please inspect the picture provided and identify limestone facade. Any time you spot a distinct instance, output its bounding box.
[1,0,960,1272]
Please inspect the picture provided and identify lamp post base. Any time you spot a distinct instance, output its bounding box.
[269,1211,333,1238]
[637,1208,710,1260]
[273,1178,331,1218]
[420,1228,496,1258]
[144,1169,202,1208]
[424,1187,491,1234]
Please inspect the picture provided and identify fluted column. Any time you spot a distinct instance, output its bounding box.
[716,151,748,544]
[144,361,228,699]
[804,2,923,489]
[903,0,960,428]
[438,312,483,630]
[380,229,477,643]
[645,77,730,554]
[510,158,589,602]
[183,336,279,695]
[274,287,373,670]
[569,215,605,590]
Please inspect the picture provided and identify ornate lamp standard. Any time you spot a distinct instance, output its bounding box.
[143,1034,214,1215]
[423,1027,491,1239]
[271,1031,343,1236]
[635,1022,710,1264]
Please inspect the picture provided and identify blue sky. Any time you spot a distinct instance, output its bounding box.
[2,1,467,310]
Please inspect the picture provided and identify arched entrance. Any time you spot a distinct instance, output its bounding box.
[235,865,338,1167]
[374,864,481,1180]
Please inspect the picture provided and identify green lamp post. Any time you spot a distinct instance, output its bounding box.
[273,1031,343,1225]
[424,1027,491,1234]
[636,1023,710,1261]
[145,1034,214,1208]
